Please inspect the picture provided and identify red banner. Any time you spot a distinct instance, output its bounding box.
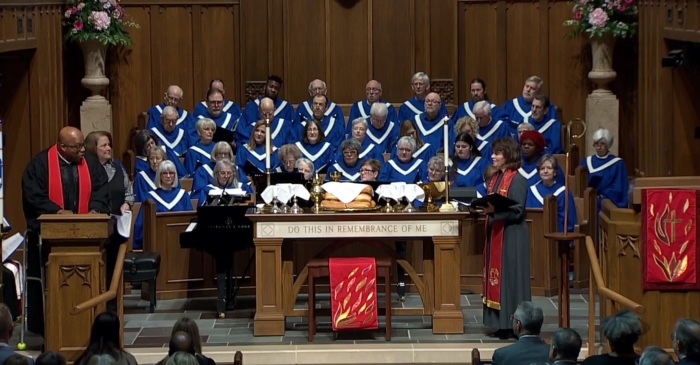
[642,189,700,291]
[329,257,378,331]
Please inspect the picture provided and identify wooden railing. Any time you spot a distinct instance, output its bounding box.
[71,244,127,314]
[586,235,644,354]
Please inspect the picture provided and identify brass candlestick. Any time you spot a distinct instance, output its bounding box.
[310,173,324,213]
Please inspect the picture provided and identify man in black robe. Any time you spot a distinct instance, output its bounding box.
[21,126,109,335]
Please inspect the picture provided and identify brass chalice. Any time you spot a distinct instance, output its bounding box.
[329,171,342,182]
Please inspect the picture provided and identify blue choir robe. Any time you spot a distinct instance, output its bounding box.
[133,188,192,249]
[413,113,447,152]
[398,96,448,123]
[191,111,236,145]
[502,96,558,133]
[191,162,215,196]
[365,117,399,154]
[449,100,509,144]
[146,104,194,131]
[391,142,436,166]
[325,159,363,182]
[235,116,292,148]
[517,115,564,154]
[196,183,253,206]
[184,141,215,175]
[135,148,187,178]
[235,144,280,183]
[347,100,398,135]
[296,98,345,129]
[242,97,295,130]
[150,124,189,157]
[519,156,566,186]
[476,182,488,198]
[335,138,384,163]
[453,156,488,188]
[134,156,149,175]
[581,154,629,208]
[295,141,333,173]
[296,115,345,151]
[526,181,577,233]
[133,168,157,203]
[448,118,509,158]
[193,99,242,121]
[379,158,425,184]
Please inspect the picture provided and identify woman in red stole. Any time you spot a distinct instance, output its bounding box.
[482,137,530,339]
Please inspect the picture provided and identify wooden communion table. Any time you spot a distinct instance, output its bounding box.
[246,210,467,336]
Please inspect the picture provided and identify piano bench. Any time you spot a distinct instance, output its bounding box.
[123,252,161,313]
[307,257,392,342]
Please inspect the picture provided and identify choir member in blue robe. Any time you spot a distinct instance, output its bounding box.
[517,95,563,154]
[422,155,445,184]
[277,144,302,173]
[526,154,577,233]
[190,88,237,145]
[133,160,193,249]
[150,105,189,157]
[342,118,384,163]
[412,92,448,150]
[184,118,216,174]
[191,141,236,196]
[193,79,242,121]
[296,79,344,128]
[452,116,493,162]
[398,72,448,122]
[519,130,565,186]
[502,76,558,133]
[296,95,344,151]
[580,128,629,208]
[146,85,194,131]
[347,80,398,136]
[365,103,399,154]
[133,130,186,178]
[241,75,295,131]
[325,139,364,182]
[134,147,167,202]
[379,136,426,184]
[196,159,253,206]
[359,159,382,182]
[392,120,436,166]
[450,78,509,130]
[235,97,293,148]
[236,120,281,183]
[451,133,489,188]
[466,102,511,160]
[296,120,334,174]
[295,158,315,181]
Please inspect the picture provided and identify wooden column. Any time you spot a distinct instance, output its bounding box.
[253,237,285,336]
[432,236,463,334]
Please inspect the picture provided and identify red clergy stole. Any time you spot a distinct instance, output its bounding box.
[329,257,379,331]
[483,169,517,310]
[48,144,92,213]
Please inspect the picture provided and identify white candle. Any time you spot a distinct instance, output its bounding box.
[442,116,449,161]
[265,118,271,170]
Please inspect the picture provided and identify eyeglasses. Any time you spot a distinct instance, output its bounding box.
[163,118,177,125]
[217,171,233,177]
[63,142,85,150]
[366,88,381,93]
[425,99,441,104]
[343,150,358,156]
[509,314,521,323]
[165,95,182,103]
[398,148,412,153]
[209,100,224,106]
[284,159,296,166]
[360,169,375,173]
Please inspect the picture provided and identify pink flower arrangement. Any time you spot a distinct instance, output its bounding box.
[564,0,637,38]
[63,0,139,46]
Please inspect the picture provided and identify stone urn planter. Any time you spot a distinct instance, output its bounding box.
[588,35,617,95]
[79,40,110,100]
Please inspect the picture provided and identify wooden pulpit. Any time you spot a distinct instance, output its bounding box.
[38,214,113,361]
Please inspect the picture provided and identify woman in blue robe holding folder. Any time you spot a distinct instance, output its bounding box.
[197,159,252,206]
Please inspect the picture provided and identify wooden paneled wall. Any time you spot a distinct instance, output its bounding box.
[106,0,638,166]
[0,0,65,234]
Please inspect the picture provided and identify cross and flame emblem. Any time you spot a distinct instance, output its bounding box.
[650,192,694,282]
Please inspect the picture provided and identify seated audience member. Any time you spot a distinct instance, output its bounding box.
[519,130,564,186]
[236,120,281,182]
[582,310,642,365]
[296,94,344,151]
[134,160,193,249]
[74,311,137,365]
[241,75,295,130]
[197,159,252,206]
[0,304,34,365]
[523,95,563,153]
[86,355,116,365]
[517,122,535,139]
[550,328,583,365]
[360,159,382,182]
[470,101,510,158]
[35,352,67,365]
[673,318,700,365]
[492,302,550,365]
[171,317,216,365]
[276,144,302,173]
[193,79,242,122]
[166,353,198,365]
[379,136,425,184]
[296,79,344,127]
[526,154,577,233]
[503,76,557,133]
[192,141,236,196]
[151,106,189,157]
[476,165,499,198]
[326,139,364,182]
[347,79,398,136]
[639,347,674,365]
[365,102,399,154]
[147,85,194,131]
[581,128,629,209]
[396,120,436,163]
[296,119,333,174]
[412,92,447,151]
[451,78,508,128]
[4,354,32,365]
[190,88,236,145]
[134,147,167,202]
[451,133,488,188]
[295,158,315,181]
[398,72,448,122]
[344,118,383,162]
[184,118,216,174]
[157,331,194,365]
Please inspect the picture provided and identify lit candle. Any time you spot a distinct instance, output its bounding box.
[265,118,271,170]
[442,116,449,162]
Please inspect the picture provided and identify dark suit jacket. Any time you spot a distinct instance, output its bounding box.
[680,357,700,365]
[0,345,35,365]
[492,335,551,365]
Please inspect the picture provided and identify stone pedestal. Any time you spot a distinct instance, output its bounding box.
[80,98,113,136]
[78,40,112,134]
[585,35,619,156]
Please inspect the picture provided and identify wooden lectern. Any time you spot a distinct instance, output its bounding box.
[38,214,113,361]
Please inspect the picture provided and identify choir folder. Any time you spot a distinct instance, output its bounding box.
[471,193,518,212]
